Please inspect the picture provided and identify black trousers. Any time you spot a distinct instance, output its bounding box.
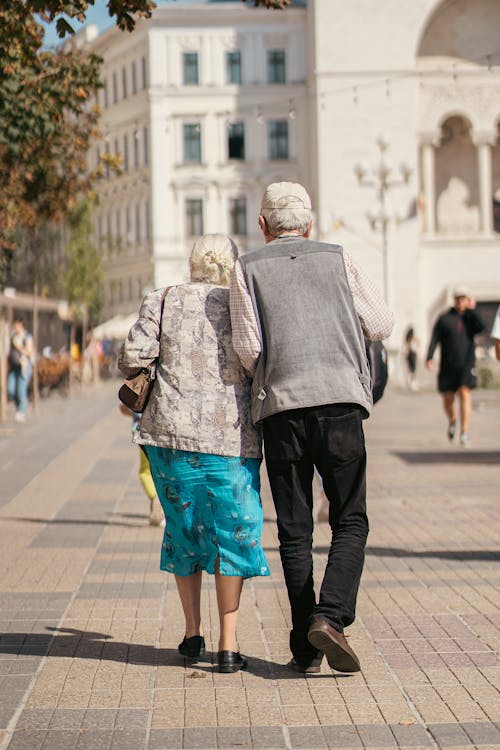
[263,403,369,664]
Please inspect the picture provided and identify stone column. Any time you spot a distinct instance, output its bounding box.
[473,133,494,235]
[421,137,437,235]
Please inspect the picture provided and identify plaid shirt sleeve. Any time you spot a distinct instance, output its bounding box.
[229,260,261,376]
[343,249,395,340]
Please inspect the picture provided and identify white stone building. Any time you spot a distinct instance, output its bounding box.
[87,0,500,372]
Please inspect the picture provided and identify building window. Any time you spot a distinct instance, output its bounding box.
[106,213,112,248]
[131,61,137,95]
[143,126,149,166]
[122,66,127,98]
[183,123,201,163]
[135,204,141,242]
[122,134,129,171]
[97,215,103,250]
[104,142,110,178]
[226,51,241,84]
[268,120,289,160]
[230,197,247,236]
[115,210,121,240]
[102,81,108,109]
[112,71,118,103]
[186,198,203,236]
[228,122,245,160]
[125,206,131,245]
[133,130,140,169]
[183,52,199,85]
[141,56,147,89]
[267,50,286,84]
[145,200,151,240]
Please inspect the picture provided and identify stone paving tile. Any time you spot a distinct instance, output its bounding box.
[427,723,471,746]
[109,728,148,749]
[462,721,500,745]
[321,725,362,748]
[75,730,113,750]
[389,723,433,747]
[289,725,327,748]
[148,728,183,748]
[357,724,398,747]
[5,731,48,750]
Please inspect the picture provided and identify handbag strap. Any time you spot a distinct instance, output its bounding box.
[156,285,172,359]
[158,286,172,332]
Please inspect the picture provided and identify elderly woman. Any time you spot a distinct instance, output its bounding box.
[119,234,269,673]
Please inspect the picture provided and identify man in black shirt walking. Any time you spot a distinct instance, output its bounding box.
[426,287,485,447]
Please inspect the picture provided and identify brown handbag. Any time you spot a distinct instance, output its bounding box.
[118,286,171,413]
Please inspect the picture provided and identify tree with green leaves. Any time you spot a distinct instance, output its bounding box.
[0,0,288,284]
[61,198,103,326]
[0,2,102,277]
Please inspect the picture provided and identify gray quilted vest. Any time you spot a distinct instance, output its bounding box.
[239,236,372,423]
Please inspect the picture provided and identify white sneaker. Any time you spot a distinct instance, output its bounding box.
[459,432,471,448]
[14,412,26,423]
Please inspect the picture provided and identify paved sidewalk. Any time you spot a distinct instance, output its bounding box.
[0,382,499,750]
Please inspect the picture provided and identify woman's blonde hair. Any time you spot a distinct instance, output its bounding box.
[189,233,239,287]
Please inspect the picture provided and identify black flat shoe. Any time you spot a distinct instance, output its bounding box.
[217,650,247,673]
[178,635,206,659]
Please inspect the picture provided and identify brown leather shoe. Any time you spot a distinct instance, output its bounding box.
[287,655,323,674]
[307,617,360,673]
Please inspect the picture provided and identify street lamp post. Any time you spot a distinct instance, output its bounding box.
[354,136,412,306]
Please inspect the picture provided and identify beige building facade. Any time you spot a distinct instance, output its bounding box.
[88,0,500,372]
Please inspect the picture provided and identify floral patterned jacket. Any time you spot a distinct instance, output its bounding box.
[118,283,262,459]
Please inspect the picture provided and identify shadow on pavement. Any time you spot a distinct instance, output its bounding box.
[313,545,500,561]
[1,516,147,528]
[0,626,352,679]
[394,450,500,464]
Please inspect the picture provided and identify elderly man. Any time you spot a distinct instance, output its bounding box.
[426,288,485,448]
[230,182,394,674]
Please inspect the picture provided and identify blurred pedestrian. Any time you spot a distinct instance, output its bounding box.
[403,326,419,391]
[491,305,500,360]
[230,182,394,675]
[426,287,485,447]
[7,317,34,423]
[119,234,269,674]
[119,404,164,526]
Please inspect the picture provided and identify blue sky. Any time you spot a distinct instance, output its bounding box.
[43,3,113,47]
[42,0,205,47]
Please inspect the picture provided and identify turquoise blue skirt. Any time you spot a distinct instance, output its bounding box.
[144,446,270,579]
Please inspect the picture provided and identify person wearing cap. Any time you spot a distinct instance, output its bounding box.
[491,305,500,360]
[426,288,485,447]
[230,181,394,675]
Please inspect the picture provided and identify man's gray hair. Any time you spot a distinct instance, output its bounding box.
[261,206,312,236]
[190,233,239,287]
[260,181,313,236]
